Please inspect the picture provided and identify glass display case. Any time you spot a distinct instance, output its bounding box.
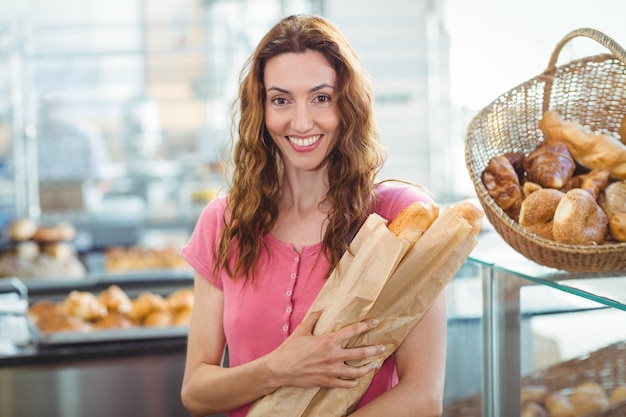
[444,230,626,417]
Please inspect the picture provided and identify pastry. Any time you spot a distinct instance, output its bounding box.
[165,288,194,312]
[36,313,91,333]
[32,225,62,242]
[128,292,167,323]
[609,213,626,242]
[8,218,38,241]
[553,189,608,245]
[539,111,626,179]
[521,401,548,417]
[519,188,564,240]
[523,181,543,198]
[98,285,133,314]
[143,310,172,327]
[569,381,609,415]
[610,384,626,404]
[57,290,108,321]
[92,313,134,330]
[599,180,626,220]
[521,385,549,406]
[523,141,575,189]
[172,307,192,326]
[481,155,523,220]
[545,393,575,417]
[562,168,610,199]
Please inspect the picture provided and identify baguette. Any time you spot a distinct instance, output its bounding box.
[388,199,483,240]
[387,201,439,241]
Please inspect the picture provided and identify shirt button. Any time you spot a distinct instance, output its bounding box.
[290,273,297,279]
[294,256,299,262]
[286,306,292,313]
[286,290,292,296]
[282,324,289,332]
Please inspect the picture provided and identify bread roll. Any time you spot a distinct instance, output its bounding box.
[609,213,626,242]
[57,290,108,321]
[599,179,626,220]
[15,241,40,260]
[569,381,609,415]
[32,225,62,242]
[98,285,132,314]
[610,384,626,404]
[128,292,167,323]
[521,401,548,417]
[523,182,543,198]
[92,313,134,330]
[8,218,38,241]
[521,385,549,406]
[172,307,192,326]
[143,310,173,327]
[55,221,77,242]
[553,189,608,245]
[36,313,91,333]
[545,393,575,417]
[165,288,194,312]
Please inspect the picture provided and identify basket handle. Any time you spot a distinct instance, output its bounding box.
[542,28,626,113]
[545,27,626,73]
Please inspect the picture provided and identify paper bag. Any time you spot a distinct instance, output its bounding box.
[246,205,479,417]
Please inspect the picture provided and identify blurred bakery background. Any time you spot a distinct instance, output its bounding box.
[0,0,623,277]
[2,0,626,417]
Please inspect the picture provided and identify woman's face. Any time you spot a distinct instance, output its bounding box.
[264,49,340,173]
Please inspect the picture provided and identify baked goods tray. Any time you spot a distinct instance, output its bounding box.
[30,323,189,346]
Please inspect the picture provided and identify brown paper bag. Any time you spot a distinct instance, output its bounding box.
[246,205,478,417]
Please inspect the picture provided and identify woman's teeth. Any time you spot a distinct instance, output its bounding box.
[288,135,321,147]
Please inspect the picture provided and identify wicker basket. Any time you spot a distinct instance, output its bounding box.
[465,28,626,272]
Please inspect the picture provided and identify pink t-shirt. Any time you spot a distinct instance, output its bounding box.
[181,181,433,417]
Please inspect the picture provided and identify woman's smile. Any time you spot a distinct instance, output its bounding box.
[287,134,322,149]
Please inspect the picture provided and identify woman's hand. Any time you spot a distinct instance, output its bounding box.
[263,310,385,389]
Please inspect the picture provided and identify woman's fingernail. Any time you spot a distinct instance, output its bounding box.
[371,319,380,326]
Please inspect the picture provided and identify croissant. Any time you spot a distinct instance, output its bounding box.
[562,168,610,199]
[523,140,575,189]
[481,155,523,221]
[539,111,626,179]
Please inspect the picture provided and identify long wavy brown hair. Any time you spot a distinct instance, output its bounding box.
[216,14,385,281]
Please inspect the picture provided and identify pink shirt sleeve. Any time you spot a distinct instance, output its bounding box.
[180,196,229,289]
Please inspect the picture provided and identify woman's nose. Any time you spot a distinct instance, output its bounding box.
[291,103,314,132]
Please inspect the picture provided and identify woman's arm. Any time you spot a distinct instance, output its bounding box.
[181,273,386,417]
[349,292,447,417]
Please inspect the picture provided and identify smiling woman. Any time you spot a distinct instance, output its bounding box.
[179,13,446,417]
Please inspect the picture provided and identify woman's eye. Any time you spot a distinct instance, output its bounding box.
[271,97,288,105]
[315,94,331,103]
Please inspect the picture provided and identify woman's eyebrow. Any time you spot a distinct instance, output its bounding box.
[266,83,335,94]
